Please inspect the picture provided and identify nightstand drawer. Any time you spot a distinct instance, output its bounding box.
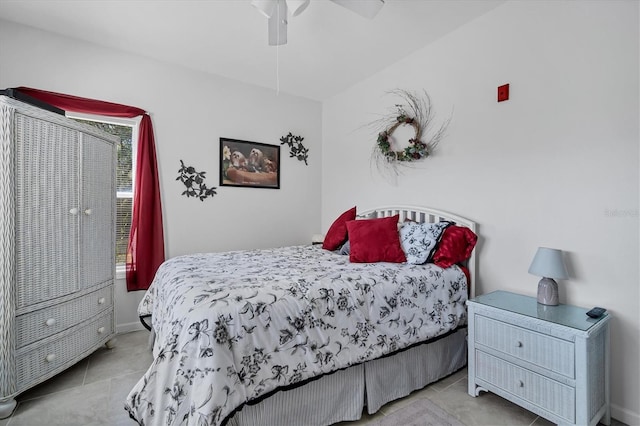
[476,350,575,423]
[475,315,575,378]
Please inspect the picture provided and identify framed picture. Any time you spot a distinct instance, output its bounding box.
[220,138,280,189]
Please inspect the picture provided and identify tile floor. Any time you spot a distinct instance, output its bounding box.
[0,330,627,426]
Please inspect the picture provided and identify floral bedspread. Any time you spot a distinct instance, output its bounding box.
[125,245,468,426]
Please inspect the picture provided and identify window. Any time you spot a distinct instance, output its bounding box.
[70,113,137,266]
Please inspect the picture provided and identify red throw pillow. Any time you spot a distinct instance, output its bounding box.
[346,215,407,263]
[432,225,477,268]
[322,206,357,251]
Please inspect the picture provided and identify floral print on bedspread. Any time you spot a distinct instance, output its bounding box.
[125,245,467,426]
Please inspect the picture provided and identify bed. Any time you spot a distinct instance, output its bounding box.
[125,205,477,426]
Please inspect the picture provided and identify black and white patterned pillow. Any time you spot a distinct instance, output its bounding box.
[399,221,452,264]
[338,240,350,255]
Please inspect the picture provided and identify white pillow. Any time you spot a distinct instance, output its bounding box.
[399,221,452,265]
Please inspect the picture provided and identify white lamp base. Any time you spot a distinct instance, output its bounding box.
[537,277,559,305]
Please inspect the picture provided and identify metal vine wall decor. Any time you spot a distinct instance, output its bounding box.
[280,132,309,165]
[370,89,451,176]
[177,160,217,201]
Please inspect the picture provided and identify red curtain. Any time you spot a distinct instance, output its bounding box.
[16,87,165,291]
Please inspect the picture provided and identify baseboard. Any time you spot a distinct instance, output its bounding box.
[116,321,145,334]
[611,403,640,426]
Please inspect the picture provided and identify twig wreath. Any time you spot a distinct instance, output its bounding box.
[177,160,217,201]
[280,132,309,165]
[371,89,451,175]
[377,116,426,162]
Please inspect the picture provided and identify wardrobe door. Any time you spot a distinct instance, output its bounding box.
[80,132,116,290]
[14,114,80,308]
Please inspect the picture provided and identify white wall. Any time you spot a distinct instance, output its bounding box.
[322,1,639,423]
[1,0,638,421]
[0,20,322,333]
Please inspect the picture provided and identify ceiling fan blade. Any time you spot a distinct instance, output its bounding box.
[268,0,288,45]
[287,0,310,17]
[251,0,277,18]
[329,0,384,19]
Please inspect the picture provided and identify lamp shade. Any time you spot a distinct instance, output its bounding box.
[528,247,569,279]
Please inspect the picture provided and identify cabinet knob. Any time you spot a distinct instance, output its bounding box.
[515,340,523,348]
[45,354,56,363]
[98,297,106,305]
[84,208,92,216]
[97,327,105,334]
[69,208,79,215]
[517,380,524,388]
[45,318,56,327]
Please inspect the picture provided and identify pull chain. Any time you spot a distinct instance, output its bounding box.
[276,1,281,95]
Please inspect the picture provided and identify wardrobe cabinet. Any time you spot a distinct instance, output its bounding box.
[0,95,117,418]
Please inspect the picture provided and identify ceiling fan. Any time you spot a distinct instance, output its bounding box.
[251,0,385,45]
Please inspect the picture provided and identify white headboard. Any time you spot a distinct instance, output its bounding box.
[358,205,477,298]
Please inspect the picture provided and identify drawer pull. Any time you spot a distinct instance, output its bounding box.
[98,297,106,305]
[45,354,56,363]
[515,340,523,348]
[517,380,524,388]
[97,327,105,334]
[45,318,56,327]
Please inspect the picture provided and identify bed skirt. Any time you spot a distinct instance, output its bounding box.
[226,327,468,426]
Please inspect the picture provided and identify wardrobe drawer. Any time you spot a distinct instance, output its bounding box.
[474,315,575,378]
[15,285,113,348]
[475,350,575,423]
[16,312,114,390]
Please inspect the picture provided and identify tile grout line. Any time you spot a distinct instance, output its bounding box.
[439,372,466,392]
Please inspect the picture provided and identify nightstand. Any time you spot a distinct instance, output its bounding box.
[467,291,610,426]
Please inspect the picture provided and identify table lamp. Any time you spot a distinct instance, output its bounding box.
[528,247,568,306]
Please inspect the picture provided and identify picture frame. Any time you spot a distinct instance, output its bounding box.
[220,138,280,189]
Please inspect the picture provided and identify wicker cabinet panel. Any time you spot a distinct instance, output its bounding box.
[474,315,575,378]
[81,133,116,290]
[14,112,81,308]
[475,350,575,422]
[15,285,113,349]
[15,311,114,390]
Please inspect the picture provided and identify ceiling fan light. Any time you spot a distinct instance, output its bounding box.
[287,0,310,17]
[268,1,288,45]
[251,0,277,18]
[330,0,385,19]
